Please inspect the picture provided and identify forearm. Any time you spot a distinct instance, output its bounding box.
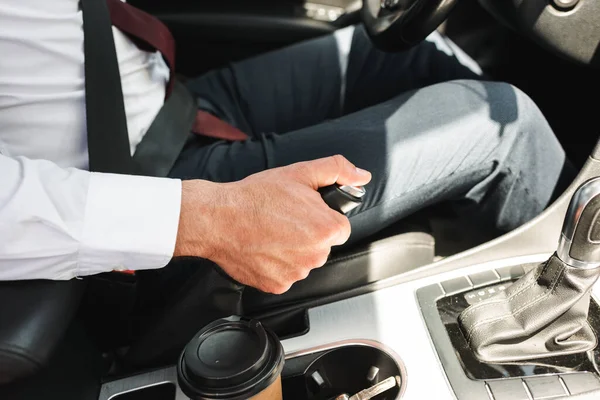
[174,180,215,259]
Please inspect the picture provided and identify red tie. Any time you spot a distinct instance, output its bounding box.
[106,0,249,142]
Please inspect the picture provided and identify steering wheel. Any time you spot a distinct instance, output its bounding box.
[362,0,459,52]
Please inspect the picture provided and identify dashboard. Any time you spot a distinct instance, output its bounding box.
[479,0,600,67]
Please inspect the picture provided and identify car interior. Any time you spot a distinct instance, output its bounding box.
[1,0,600,399]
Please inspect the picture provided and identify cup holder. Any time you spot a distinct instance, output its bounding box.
[98,341,406,400]
[282,341,406,400]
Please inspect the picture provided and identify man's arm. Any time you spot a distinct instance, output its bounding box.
[1,152,371,293]
[0,154,181,280]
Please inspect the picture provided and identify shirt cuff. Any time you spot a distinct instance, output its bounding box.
[78,172,182,276]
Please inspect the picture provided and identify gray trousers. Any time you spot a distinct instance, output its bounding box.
[170,25,571,245]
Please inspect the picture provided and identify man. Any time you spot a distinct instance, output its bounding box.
[0,0,570,296]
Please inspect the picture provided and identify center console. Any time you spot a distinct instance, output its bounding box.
[98,155,600,399]
[418,269,600,400]
[102,253,600,400]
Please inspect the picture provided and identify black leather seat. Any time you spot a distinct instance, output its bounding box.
[0,280,85,384]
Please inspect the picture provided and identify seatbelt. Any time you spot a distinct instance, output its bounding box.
[106,0,176,99]
[106,0,250,143]
[78,0,143,306]
[80,0,135,174]
[78,0,245,338]
[81,0,249,177]
[133,81,196,177]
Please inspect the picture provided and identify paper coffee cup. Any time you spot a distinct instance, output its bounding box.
[177,316,285,400]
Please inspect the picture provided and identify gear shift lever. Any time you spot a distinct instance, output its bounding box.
[459,177,600,363]
[557,177,600,269]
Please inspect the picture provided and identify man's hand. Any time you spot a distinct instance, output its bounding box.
[174,155,372,294]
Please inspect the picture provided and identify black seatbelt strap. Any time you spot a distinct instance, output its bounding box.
[132,81,196,177]
[80,0,135,174]
[79,0,138,336]
[80,0,195,177]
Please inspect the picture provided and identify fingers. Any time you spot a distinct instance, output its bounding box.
[331,213,352,246]
[294,155,372,189]
[319,208,351,246]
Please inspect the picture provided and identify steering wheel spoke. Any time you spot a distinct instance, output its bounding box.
[363,0,459,52]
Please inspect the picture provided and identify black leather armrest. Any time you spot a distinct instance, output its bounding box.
[0,280,85,384]
[244,232,436,312]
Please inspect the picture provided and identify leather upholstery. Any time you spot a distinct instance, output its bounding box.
[244,232,436,312]
[459,253,600,363]
[0,280,84,384]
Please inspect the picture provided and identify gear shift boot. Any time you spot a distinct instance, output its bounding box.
[459,177,600,364]
[459,254,599,363]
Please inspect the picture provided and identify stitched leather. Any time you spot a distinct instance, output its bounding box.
[459,253,599,363]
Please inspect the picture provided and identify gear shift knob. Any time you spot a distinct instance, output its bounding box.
[557,177,600,269]
[319,185,365,214]
[459,177,600,363]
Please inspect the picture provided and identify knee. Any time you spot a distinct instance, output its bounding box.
[492,82,547,131]
[449,80,552,139]
[459,80,566,175]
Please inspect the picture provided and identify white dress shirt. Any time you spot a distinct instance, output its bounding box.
[0,0,182,280]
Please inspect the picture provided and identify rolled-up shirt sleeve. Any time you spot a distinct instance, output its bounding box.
[0,154,181,280]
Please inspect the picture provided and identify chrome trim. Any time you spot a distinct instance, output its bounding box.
[558,177,600,268]
[557,235,600,269]
[338,185,366,199]
[560,177,600,241]
[286,339,408,399]
[98,367,188,400]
